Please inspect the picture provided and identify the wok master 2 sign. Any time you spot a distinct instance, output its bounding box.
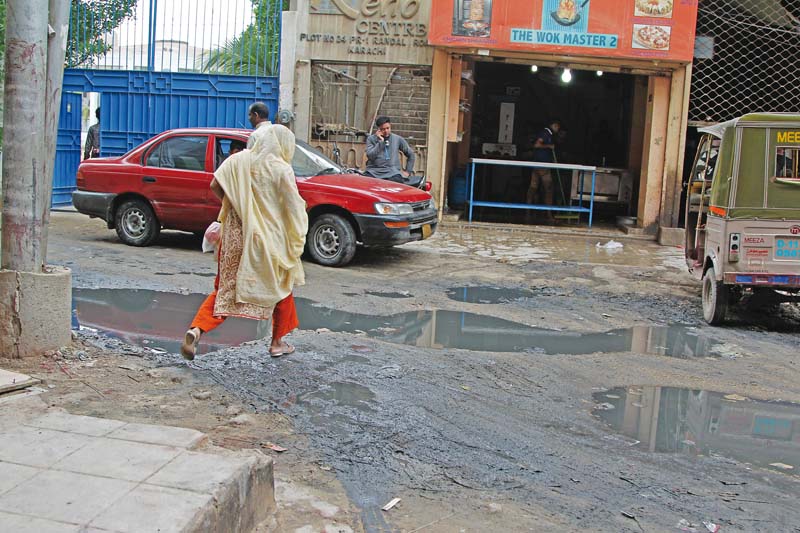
[429,0,699,62]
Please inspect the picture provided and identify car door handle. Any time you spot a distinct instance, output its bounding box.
[143,176,156,183]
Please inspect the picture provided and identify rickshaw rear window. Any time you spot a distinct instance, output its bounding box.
[775,147,799,178]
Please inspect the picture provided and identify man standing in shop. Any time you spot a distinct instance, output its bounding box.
[528,119,562,218]
[365,116,416,183]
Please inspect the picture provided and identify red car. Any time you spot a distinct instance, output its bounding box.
[72,128,437,267]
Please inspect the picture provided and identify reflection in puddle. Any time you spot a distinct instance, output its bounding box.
[593,386,800,476]
[446,286,536,304]
[73,289,270,356]
[73,288,723,357]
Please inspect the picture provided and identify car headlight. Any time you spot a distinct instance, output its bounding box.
[375,203,413,215]
[426,199,436,210]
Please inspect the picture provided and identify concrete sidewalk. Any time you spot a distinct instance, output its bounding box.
[0,394,274,532]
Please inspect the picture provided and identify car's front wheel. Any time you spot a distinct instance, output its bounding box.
[306,213,356,267]
[115,199,160,246]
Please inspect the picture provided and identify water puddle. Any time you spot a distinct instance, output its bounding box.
[298,381,376,413]
[593,386,800,476]
[446,286,536,304]
[73,288,724,357]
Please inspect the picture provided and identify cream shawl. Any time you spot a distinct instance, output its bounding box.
[214,124,308,308]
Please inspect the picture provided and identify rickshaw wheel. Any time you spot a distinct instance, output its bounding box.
[702,265,728,325]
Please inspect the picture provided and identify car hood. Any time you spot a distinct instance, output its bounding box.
[301,173,431,202]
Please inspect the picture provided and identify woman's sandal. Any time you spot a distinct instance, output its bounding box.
[269,343,295,358]
[181,327,201,361]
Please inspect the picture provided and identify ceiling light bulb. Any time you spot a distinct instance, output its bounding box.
[561,68,572,83]
[596,70,604,76]
[530,64,538,73]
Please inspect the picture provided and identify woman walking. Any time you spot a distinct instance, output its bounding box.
[181,124,308,360]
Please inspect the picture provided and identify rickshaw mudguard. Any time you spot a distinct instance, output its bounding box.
[704,248,723,282]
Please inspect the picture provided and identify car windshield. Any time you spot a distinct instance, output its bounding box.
[293,141,341,177]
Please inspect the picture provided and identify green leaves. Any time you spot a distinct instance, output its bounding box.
[67,0,138,67]
[200,0,285,77]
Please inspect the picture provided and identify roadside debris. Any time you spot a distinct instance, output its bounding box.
[703,520,720,532]
[768,462,794,470]
[723,394,748,402]
[381,498,401,511]
[677,518,703,532]
[192,390,212,400]
[596,240,624,250]
[621,511,644,532]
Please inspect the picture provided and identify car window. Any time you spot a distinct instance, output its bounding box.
[146,136,209,171]
[215,137,247,169]
[293,141,341,177]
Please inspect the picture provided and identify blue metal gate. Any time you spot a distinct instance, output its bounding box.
[52,92,83,207]
[53,0,283,205]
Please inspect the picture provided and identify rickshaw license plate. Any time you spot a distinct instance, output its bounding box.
[775,237,800,260]
[422,224,432,239]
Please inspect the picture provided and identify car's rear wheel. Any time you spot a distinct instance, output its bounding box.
[115,199,160,246]
[702,265,728,325]
[306,213,356,267]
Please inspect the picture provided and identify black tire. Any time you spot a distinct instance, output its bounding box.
[306,213,357,267]
[702,265,728,325]
[115,199,160,246]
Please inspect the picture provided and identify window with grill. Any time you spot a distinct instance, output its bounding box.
[691,0,800,124]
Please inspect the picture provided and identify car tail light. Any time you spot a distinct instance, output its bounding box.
[76,168,84,187]
[424,182,432,192]
[729,233,740,262]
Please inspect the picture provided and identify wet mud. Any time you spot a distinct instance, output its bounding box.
[48,213,800,532]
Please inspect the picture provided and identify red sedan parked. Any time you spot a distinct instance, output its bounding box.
[72,128,437,267]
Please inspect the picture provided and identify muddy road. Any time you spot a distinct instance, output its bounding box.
[47,212,800,532]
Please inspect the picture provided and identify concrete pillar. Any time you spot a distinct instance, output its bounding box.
[0,267,72,358]
[426,49,452,214]
[1,0,72,358]
[637,75,670,234]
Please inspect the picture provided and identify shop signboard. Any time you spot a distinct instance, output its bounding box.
[429,0,699,63]
[302,0,433,65]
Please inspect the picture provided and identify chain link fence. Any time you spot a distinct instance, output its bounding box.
[690,0,800,124]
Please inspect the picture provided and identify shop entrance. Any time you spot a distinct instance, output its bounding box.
[450,60,646,227]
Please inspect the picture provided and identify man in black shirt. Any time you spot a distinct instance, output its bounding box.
[528,119,561,209]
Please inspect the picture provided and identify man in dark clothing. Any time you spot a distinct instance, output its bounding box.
[365,116,416,183]
[83,107,100,159]
[528,119,561,207]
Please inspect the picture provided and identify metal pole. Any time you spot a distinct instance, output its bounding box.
[1,0,50,272]
[147,0,158,72]
[468,161,475,222]
[41,0,71,262]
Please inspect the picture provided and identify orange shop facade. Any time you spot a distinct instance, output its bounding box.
[424,0,699,237]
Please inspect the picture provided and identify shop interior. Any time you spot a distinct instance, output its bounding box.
[447,60,647,227]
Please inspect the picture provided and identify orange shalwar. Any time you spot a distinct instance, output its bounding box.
[190,270,299,341]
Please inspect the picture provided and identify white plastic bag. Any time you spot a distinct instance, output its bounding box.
[596,240,624,250]
[202,221,221,253]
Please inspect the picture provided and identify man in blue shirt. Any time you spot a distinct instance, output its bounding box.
[365,116,416,182]
[528,119,561,210]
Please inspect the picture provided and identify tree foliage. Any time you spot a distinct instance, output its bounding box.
[67,0,138,67]
[201,0,285,77]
